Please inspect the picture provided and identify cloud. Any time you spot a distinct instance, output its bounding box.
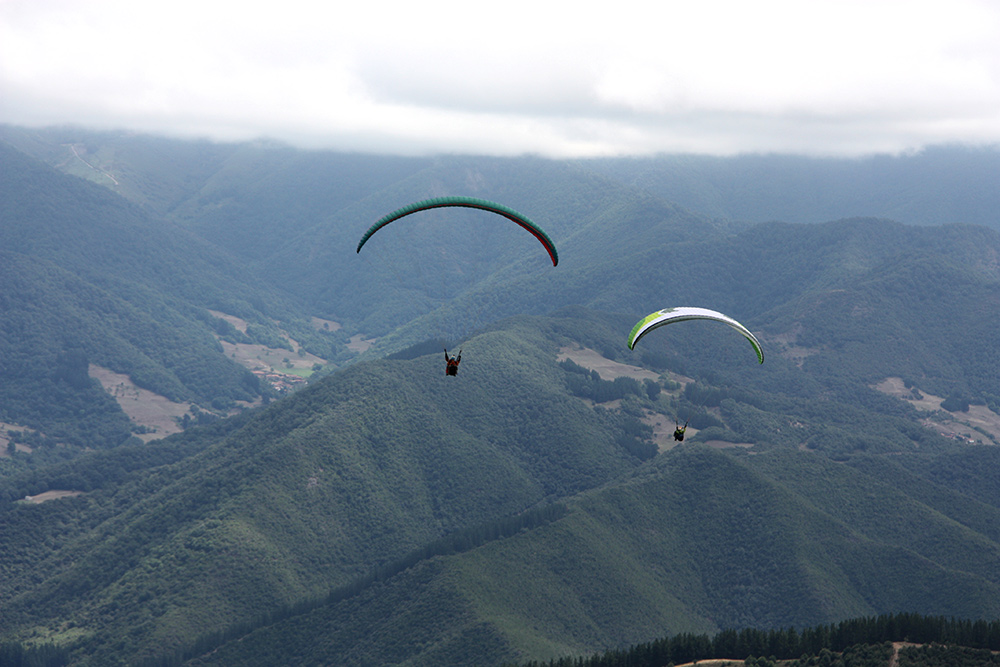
[1,0,999,156]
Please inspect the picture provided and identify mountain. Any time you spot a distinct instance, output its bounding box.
[580,147,1000,229]
[181,445,1000,666]
[9,128,1000,233]
[2,301,999,664]
[0,141,353,449]
[11,127,1000,334]
[0,319,653,664]
[3,129,1000,666]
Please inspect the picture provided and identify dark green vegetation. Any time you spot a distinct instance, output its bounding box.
[0,641,69,667]
[512,612,1000,666]
[144,441,1000,666]
[2,128,1000,665]
[0,141,349,451]
[898,645,1000,667]
[0,322,650,664]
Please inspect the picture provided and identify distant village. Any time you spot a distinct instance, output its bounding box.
[252,369,309,394]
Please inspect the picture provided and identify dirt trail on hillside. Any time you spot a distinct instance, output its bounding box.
[889,642,923,667]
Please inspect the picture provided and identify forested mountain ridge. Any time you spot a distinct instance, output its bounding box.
[0,142,352,449]
[474,212,1000,405]
[3,305,1000,665]
[3,128,1000,665]
[582,146,1000,229]
[0,142,267,308]
[0,322,656,664]
[163,444,1000,666]
[7,127,999,232]
[8,128,999,381]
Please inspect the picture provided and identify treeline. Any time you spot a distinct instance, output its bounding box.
[0,412,245,502]
[0,641,69,667]
[512,613,1000,667]
[141,503,569,667]
[559,358,660,403]
[899,644,1000,666]
[558,359,659,459]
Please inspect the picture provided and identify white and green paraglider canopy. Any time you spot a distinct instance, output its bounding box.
[627,306,763,363]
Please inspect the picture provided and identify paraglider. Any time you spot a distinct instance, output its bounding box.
[444,347,461,376]
[673,418,689,441]
[357,196,559,266]
[358,197,558,376]
[627,307,764,364]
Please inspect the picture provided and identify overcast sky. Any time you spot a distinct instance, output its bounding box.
[2,0,999,157]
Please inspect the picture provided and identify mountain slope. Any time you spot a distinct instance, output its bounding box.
[2,292,999,665]
[0,142,332,446]
[581,147,1000,229]
[12,129,1000,402]
[0,322,651,664]
[183,446,1000,667]
[512,216,1000,401]
[4,131,1000,667]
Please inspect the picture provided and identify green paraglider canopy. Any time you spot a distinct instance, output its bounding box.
[627,306,764,363]
[357,196,558,266]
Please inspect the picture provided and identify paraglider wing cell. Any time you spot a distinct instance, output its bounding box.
[356,196,558,266]
[627,307,764,363]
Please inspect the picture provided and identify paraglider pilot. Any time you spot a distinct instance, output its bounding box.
[444,348,462,376]
[673,418,689,442]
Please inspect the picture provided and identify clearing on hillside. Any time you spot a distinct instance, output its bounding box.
[557,345,662,382]
[557,345,700,451]
[0,421,36,456]
[873,377,1000,444]
[23,490,84,504]
[208,309,328,393]
[89,365,194,441]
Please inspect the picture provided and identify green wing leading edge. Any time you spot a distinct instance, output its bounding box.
[357,196,558,266]
[627,306,764,364]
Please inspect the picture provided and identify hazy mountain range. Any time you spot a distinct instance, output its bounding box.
[2,126,1000,666]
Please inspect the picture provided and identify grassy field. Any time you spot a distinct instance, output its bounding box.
[88,364,194,441]
[874,377,1000,444]
[84,309,343,440]
[555,345,700,450]
[22,490,84,503]
[556,345,661,382]
[0,421,35,456]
